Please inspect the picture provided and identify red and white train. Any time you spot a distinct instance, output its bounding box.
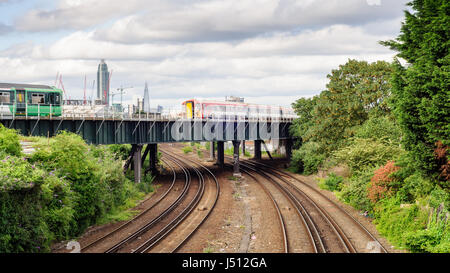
[182,99,296,120]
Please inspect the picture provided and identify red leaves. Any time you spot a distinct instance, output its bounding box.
[368,161,401,203]
[434,141,449,181]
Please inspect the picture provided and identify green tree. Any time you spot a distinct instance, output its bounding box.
[381,0,450,179]
[290,96,318,148]
[290,59,393,173]
[305,59,393,154]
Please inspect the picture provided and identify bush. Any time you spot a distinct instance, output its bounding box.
[333,138,404,173]
[319,173,343,192]
[290,142,325,174]
[404,213,450,253]
[368,161,401,203]
[107,144,132,160]
[0,124,21,156]
[354,115,402,145]
[373,196,428,249]
[397,173,435,202]
[183,146,193,154]
[0,130,154,252]
[337,167,376,212]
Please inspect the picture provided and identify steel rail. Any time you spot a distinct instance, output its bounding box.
[80,158,177,252]
[105,156,191,253]
[245,161,354,253]
[245,159,388,253]
[164,149,221,253]
[228,164,289,253]
[229,160,323,253]
[133,152,205,253]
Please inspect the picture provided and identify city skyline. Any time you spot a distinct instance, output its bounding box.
[0,0,409,109]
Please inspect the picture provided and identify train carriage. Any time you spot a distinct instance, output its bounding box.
[182,99,296,121]
[0,83,63,117]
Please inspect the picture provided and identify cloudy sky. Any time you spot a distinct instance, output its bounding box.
[0,0,409,109]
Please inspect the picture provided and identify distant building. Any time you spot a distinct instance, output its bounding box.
[97,59,110,105]
[143,82,150,113]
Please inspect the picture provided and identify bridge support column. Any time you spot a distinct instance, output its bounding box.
[148,143,158,175]
[210,141,215,160]
[233,140,241,177]
[286,139,293,160]
[133,144,143,183]
[216,141,224,168]
[254,140,262,160]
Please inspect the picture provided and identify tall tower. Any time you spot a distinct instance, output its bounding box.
[97,59,109,105]
[143,82,150,113]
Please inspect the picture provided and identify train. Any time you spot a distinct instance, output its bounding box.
[0,83,63,117]
[182,99,296,120]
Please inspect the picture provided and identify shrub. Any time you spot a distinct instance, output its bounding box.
[333,138,404,173]
[373,196,428,250]
[337,167,376,212]
[290,142,325,174]
[354,115,402,145]
[397,173,434,202]
[0,156,45,191]
[0,124,21,156]
[40,174,76,241]
[183,146,193,154]
[404,212,450,253]
[368,161,401,203]
[319,173,343,192]
[107,144,132,160]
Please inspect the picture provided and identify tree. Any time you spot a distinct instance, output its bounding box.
[381,0,449,179]
[289,59,393,173]
[290,96,318,148]
[304,59,393,154]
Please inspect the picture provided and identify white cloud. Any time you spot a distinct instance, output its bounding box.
[1,0,406,110]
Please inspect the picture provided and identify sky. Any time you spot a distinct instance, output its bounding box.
[0,0,409,110]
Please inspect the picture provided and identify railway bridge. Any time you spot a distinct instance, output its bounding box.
[0,110,294,182]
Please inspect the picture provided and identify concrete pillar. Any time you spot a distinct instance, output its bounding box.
[254,140,261,160]
[210,141,215,160]
[233,140,241,177]
[133,144,143,183]
[216,141,224,168]
[149,143,158,174]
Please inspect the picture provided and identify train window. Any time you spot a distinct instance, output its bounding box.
[31,93,45,104]
[55,94,60,104]
[0,92,10,103]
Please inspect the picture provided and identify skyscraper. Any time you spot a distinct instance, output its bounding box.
[143,82,150,113]
[97,59,109,105]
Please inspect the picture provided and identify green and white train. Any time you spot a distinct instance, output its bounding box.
[0,83,63,117]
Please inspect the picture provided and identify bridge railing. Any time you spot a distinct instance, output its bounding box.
[0,103,297,122]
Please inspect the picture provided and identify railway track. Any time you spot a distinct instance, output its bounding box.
[127,152,205,253]
[80,158,179,253]
[80,148,220,253]
[225,159,331,252]
[242,158,388,253]
[155,148,220,253]
[81,153,200,253]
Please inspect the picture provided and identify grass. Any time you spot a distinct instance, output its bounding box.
[182,146,193,154]
[203,242,215,253]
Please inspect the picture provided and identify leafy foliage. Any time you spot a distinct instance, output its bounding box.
[319,173,343,192]
[381,0,450,177]
[290,142,325,174]
[0,131,153,252]
[368,161,401,204]
[0,124,21,157]
[290,59,394,173]
[333,138,404,173]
